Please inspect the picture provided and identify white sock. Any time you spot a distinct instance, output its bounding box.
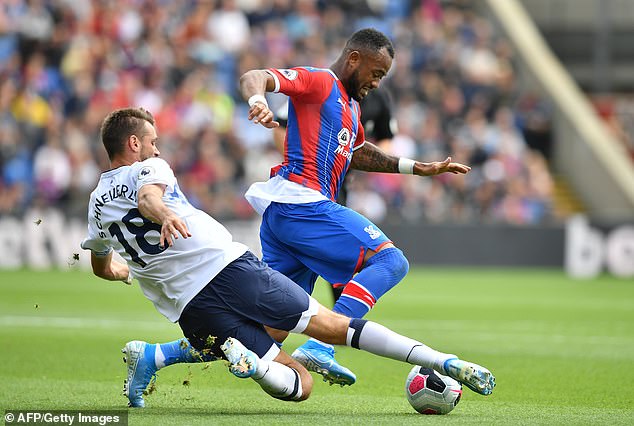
[346,319,455,374]
[252,359,303,401]
[154,344,166,369]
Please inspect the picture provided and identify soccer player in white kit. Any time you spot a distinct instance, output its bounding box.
[81,108,495,408]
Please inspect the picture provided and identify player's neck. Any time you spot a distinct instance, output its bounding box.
[109,155,136,170]
[330,63,353,100]
[329,59,346,82]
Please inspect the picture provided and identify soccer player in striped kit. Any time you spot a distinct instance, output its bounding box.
[241,28,471,385]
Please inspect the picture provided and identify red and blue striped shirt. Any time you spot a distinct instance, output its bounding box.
[268,67,366,201]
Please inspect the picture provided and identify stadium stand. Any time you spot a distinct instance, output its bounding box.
[0,0,611,224]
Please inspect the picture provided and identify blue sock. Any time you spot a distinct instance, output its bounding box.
[333,248,409,318]
[156,338,215,368]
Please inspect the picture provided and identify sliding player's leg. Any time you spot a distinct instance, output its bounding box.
[221,337,312,401]
[178,251,319,401]
[122,338,216,407]
[302,304,496,396]
[120,241,318,407]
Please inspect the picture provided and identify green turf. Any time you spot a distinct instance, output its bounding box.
[1,268,633,425]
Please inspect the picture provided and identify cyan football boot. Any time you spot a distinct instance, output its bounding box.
[121,341,157,407]
[291,340,356,386]
[220,337,258,378]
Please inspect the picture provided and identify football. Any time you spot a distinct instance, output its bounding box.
[405,366,463,415]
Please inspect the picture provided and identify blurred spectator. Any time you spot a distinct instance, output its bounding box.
[593,94,634,161]
[0,0,558,225]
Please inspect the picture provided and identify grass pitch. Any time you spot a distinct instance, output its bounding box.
[1,267,633,425]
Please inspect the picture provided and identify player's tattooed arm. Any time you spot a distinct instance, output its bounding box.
[351,142,471,176]
[350,141,399,172]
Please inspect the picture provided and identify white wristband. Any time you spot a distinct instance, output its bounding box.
[248,94,268,108]
[398,158,416,174]
[124,273,133,285]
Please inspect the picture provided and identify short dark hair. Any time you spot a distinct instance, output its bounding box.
[100,108,155,160]
[345,28,395,59]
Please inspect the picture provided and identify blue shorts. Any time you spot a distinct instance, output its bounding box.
[178,251,318,360]
[260,200,391,294]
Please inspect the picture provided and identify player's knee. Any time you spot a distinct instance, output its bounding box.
[374,247,409,284]
[297,368,313,401]
[393,248,409,282]
[264,326,289,343]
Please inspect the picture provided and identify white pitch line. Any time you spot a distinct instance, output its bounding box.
[0,315,176,330]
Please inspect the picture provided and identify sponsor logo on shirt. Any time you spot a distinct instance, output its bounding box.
[335,144,352,159]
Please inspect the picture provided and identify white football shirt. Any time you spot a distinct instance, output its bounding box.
[81,157,248,322]
[245,175,328,215]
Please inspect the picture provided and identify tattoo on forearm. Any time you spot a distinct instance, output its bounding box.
[350,142,399,173]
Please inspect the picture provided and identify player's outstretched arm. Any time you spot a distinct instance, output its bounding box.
[239,70,279,128]
[350,141,399,172]
[351,142,471,176]
[138,183,191,248]
[413,156,471,175]
[89,251,132,285]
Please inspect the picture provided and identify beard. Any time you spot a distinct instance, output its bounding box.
[347,70,363,101]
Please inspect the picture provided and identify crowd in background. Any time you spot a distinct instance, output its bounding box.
[0,0,560,225]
